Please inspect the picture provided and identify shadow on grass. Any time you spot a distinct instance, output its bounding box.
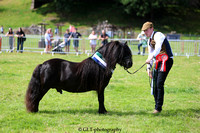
[39,109,150,116]
[39,108,200,117]
[161,108,200,117]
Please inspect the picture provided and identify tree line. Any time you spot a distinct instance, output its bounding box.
[49,0,199,20]
[35,0,200,33]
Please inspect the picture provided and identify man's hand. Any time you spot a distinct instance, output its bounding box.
[146,55,153,64]
[146,58,151,64]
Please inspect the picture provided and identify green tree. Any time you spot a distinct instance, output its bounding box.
[117,0,200,20]
[118,0,164,19]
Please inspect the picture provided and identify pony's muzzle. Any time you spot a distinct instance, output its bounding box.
[126,60,133,68]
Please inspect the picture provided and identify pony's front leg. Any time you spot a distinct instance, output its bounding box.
[97,90,107,114]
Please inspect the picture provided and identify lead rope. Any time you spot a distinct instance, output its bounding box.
[125,63,153,87]
[125,63,147,74]
[148,63,154,89]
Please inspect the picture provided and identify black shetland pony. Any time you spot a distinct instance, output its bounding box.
[25,41,132,114]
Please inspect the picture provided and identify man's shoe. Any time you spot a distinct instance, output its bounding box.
[153,110,161,114]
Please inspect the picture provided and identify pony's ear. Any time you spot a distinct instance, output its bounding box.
[124,41,127,45]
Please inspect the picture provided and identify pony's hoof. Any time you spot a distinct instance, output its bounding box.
[27,109,38,113]
[98,110,108,114]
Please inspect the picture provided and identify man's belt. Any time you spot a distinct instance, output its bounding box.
[155,54,168,72]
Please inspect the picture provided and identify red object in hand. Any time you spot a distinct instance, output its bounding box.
[160,54,168,72]
[155,55,162,70]
[155,54,168,72]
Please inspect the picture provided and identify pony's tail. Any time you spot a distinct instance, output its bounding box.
[25,64,42,112]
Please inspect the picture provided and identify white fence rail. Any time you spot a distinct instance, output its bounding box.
[0,35,199,56]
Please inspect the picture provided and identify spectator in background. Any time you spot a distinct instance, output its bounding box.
[44,29,51,53]
[69,25,75,32]
[63,29,71,52]
[1,25,4,34]
[54,27,59,35]
[49,28,53,51]
[0,36,2,52]
[137,31,147,55]
[5,28,14,52]
[71,28,81,53]
[99,29,109,47]
[88,30,97,53]
[16,27,25,53]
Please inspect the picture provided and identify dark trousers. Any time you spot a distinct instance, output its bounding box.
[17,38,24,53]
[153,58,173,111]
[138,43,145,54]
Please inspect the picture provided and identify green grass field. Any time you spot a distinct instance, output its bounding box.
[0,52,199,132]
[0,0,58,28]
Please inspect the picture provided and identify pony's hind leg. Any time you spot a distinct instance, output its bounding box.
[36,87,50,111]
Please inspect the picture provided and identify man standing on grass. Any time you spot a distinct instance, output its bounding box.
[142,21,173,114]
[99,29,109,47]
[71,28,82,53]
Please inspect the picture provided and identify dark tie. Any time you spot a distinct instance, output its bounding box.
[149,38,152,45]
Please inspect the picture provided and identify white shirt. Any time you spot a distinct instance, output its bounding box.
[147,31,165,69]
[45,33,51,43]
[89,34,97,45]
[0,27,3,32]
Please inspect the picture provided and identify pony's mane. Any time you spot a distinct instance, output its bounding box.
[97,41,127,73]
[76,41,128,90]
